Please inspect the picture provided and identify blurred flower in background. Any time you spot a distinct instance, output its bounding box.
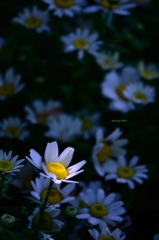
[12,6,51,33]
[24,99,63,125]
[137,61,159,81]
[60,28,103,60]
[95,51,124,70]
[0,116,30,140]
[0,68,24,100]
[88,221,126,240]
[42,0,85,17]
[92,128,128,176]
[45,113,82,142]
[104,155,148,189]
[101,66,141,112]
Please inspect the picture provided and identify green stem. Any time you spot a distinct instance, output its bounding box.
[0,174,5,199]
[36,179,53,231]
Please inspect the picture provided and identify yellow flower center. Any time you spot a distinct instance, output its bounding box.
[46,162,68,179]
[98,237,114,240]
[25,17,42,28]
[0,160,14,172]
[142,70,154,79]
[133,92,147,101]
[32,212,52,230]
[117,166,134,179]
[81,118,93,131]
[96,142,110,164]
[89,203,108,218]
[0,83,14,97]
[104,59,110,65]
[116,84,127,101]
[5,126,21,138]
[73,39,88,49]
[41,188,62,204]
[36,114,48,124]
[100,0,120,10]
[54,0,73,8]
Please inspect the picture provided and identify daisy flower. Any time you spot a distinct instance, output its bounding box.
[42,0,85,18]
[88,221,126,240]
[123,82,155,105]
[60,28,102,60]
[31,175,75,205]
[72,188,126,226]
[101,66,140,112]
[83,0,136,16]
[28,205,64,232]
[26,141,86,184]
[0,68,24,100]
[154,234,159,240]
[0,150,25,175]
[24,99,62,125]
[95,51,124,70]
[92,128,128,176]
[104,156,148,189]
[45,113,82,142]
[75,109,102,140]
[12,6,50,33]
[0,116,30,140]
[138,60,159,80]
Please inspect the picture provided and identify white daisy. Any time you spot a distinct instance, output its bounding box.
[0,68,24,100]
[95,51,124,70]
[88,221,126,240]
[12,6,50,33]
[75,109,102,140]
[28,205,64,232]
[104,156,148,189]
[45,113,82,142]
[60,28,102,60]
[83,0,136,16]
[154,234,159,240]
[138,60,159,80]
[101,66,140,112]
[42,0,85,18]
[0,116,30,140]
[73,188,126,226]
[31,175,75,205]
[24,99,62,125]
[92,128,128,176]
[123,82,155,105]
[26,141,86,184]
[0,150,25,175]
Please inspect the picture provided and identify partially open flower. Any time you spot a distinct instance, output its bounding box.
[0,214,15,228]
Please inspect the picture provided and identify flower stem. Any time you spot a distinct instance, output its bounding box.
[36,179,53,231]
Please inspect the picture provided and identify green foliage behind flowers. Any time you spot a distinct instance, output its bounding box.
[0,0,159,239]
